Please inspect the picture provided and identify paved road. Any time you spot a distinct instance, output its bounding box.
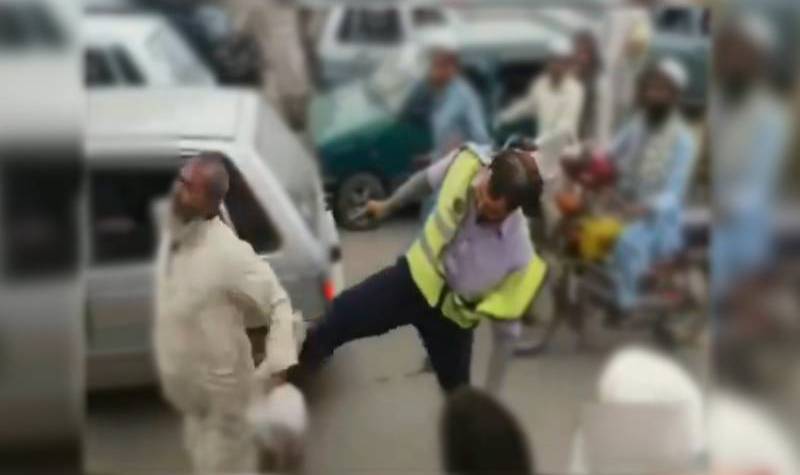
[85,217,707,474]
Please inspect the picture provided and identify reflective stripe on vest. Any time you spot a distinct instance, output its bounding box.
[405,148,548,328]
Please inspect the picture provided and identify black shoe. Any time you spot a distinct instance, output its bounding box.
[284,363,311,394]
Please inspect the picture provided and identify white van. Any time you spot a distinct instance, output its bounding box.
[85,13,216,87]
[316,3,459,87]
[86,88,342,389]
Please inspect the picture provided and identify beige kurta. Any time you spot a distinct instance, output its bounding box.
[153,212,299,473]
[222,0,311,126]
[499,74,585,141]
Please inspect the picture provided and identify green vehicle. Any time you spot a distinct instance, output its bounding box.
[309,20,564,229]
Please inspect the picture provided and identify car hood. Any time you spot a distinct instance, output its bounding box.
[309,82,392,146]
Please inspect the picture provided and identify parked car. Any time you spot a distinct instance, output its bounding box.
[310,20,567,228]
[315,3,460,88]
[86,0,263,85]
[86,88,343,389]
[85,13,216,87]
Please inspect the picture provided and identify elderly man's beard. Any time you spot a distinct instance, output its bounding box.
[644,102,673,127]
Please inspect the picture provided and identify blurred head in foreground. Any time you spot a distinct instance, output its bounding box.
[568,346,705,474]
[247,383,308,473]
[596,346,705,454]
[638,58,688,126]
[441,387,534,475]
[715,13,776,102]
[171,152,229,221]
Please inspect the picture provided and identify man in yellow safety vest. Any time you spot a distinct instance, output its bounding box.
[286,144,548,392]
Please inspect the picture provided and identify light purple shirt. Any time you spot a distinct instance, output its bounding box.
[425,155,534,301]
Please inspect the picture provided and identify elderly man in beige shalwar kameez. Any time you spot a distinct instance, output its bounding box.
[153,152,300,473]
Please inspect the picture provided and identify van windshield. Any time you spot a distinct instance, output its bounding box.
[364,45,427,114]
[147,25,215,86]
[255,102,321,236]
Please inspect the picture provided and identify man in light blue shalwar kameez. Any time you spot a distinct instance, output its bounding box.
[607,58,697,312]
[404,32,491,221]
[711,14,789,305]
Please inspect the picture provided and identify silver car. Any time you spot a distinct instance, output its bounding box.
[86,88,343,390]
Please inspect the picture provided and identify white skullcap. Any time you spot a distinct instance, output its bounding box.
[597,346,705,454]
[734,13,777,55]
[657,57,689,91]
[709,391,800,475]
[247,384,308,448]
[548,36,573,58]
[419,29,459,54]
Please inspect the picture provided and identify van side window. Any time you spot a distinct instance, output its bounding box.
[2,157,80,280]
[0,2,66,49]
[337,9,358,42]
[655,7,694,35]
[86,48,115,86]
[412,8,445,28]
[224,163,280,254]
[90,168,174,265]
[111,46,145,85]
[338,8,401,44]
[359,9,401,44]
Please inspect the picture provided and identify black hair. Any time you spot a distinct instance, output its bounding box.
[489,149,543,218]
[441,388,535,475]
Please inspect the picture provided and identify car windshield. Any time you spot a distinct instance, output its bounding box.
[147,24,214,85]
[364,45,428,114]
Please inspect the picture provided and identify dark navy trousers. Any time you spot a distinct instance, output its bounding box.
[298,257,473,391]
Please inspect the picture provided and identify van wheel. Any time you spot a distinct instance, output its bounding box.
[335,173,386,230]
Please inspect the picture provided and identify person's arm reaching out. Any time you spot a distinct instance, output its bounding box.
[497,78,539,126]
[366,151,456,219]
[380,171,433,216]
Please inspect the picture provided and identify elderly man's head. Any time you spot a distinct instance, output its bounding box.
[171,152,230,221]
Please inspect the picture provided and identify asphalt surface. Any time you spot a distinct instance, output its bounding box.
[85,217,708,474]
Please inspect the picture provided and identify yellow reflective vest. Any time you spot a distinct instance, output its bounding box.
[405,146,548,329]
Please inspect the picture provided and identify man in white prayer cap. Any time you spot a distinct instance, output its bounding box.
[604,57,698,316]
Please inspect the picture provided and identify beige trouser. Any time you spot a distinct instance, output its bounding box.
[183,410,258,474]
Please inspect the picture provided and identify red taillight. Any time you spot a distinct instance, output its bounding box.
[322,279,335,302]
